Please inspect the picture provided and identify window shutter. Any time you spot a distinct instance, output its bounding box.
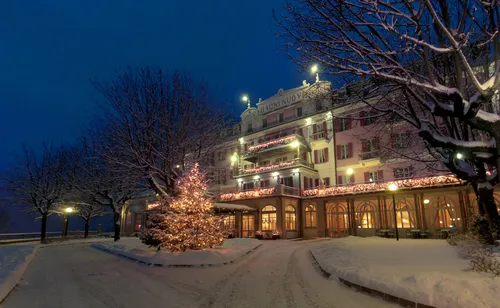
[315,178,320,187]
[335,119,340,131]
[364,172,370,183]
[377,170,384,181]
[324,148,329,162]
[324,177,330,186]
[323,121,328,138]
[350,174,355,184]
[348,142,353,158]
[309,178,313,188]
[346,116,352,130]
[359,111,365,126]
[313,124,318,140]
[390,133,396,148]
[336,145,342,159]
[337,175,343,185]
[314,150,319,164]
[361,140,367,152]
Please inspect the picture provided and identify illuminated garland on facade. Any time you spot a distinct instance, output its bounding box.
[303,175,462,197]
[243,161,294,174]
[220,187,276,201]
[247,136,296,153]
[218,175,462,201]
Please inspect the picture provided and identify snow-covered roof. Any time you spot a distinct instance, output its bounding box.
[213,203,256,211]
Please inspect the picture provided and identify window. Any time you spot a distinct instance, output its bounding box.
[247,123,253,132]
[259,180,270,187]
[315,178,320,187]
[340,144,349,159]
[279,113,284,123]
[360,139,379,160]
[339,118,348,131]
[261,205,277,231]
[214,169,227,185]
[337,174,354,185]
[243,182,254,190]
[323,177,330,186]
[296,107,303,117]
[392,202,414,228]
[364,171,383,183]
[218,150,226,161]
[260,160,270,167]
[305,205,317,228]
[242,215,255,238]
[262,119,268,128]
[134,213,142,232]
[223,215,235,231]
[282,176,293,187]
[336,117,351,132]
[285,205,296,230]
[314,148,329,164]
[360,110,376,126]
[393,167,414,179]
[356,202,376,228]
[316,124,325,139]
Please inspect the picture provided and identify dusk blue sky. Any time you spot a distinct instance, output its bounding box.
[0,0,314,231]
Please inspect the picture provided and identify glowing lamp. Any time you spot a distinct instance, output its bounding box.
[242,95,249,102]
[311,64,318,74]
[388,183,398,191]
[290,140,300,148]
[253,175,260,180]
[292,168,300,174]
[231,155,237,163]
[456,153,463,159]
[346,168,354,175]
[237,179,243,183]
[272,172,279,177]
[65,207,73,213]
[305,118,312,125]
[423,199,430,204]
[175,164,180,168]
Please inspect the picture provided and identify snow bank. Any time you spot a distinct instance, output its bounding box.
[92,237,261,266]
[311,237,500,308]
[0,244,37,302]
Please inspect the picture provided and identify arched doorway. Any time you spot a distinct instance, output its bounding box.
[261,205,277,231]
[326,202,349,237]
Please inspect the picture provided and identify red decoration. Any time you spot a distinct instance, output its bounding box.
[247,136,297,153]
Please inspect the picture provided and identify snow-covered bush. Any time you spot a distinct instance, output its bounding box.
[469,248,500,277]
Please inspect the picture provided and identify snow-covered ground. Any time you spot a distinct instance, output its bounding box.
[0,244,37,302]
[91,237,262,266]
[2,239,395,308]
[311,236,500,308]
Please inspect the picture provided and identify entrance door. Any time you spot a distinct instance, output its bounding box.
[242,215,255,238]
[326,203,349,237]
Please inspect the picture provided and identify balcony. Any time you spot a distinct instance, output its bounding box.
[359,150,379,161]
[242,134,311,163]
[218,184,301,201]
[234,159,314,177]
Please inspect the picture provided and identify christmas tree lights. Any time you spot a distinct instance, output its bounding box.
[141,163,226,252]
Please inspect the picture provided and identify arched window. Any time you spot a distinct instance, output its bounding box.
[326,203,349,237]
[392,200,415,228]
[305,204,317,228]
[356,202,376,228]
[261,205,277,231]
[285,205,296,230]
[428,197,459,228]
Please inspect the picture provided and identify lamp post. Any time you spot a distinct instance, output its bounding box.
[311,64,319,83]
[388,184,399,241]
[62,207,73,238]
[242,95,251,109]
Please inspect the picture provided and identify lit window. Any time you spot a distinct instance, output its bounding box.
[262,205,277,231]
[305,205,317,228]
[223,215,235,231]
[285,205,296,231]
[356,203,376,228]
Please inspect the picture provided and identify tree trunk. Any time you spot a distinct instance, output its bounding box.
[478,183,500,241]
[113,212,121,242]
[40,213,48,243]
[84,220,89,238]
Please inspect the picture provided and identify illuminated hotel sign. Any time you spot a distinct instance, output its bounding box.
[259,88,307,114]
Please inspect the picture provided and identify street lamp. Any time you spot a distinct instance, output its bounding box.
[388,183,399,241]
[311,64,319,82]
[242,95,251,109]
[456,153,463,159]
[62,207,74,238]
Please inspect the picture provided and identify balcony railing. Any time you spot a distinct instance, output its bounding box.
[235,159,314,177]
[242,134,311,161]
[218,184,302,201]
[359,150,379,160]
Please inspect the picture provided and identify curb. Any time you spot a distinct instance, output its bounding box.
[0,239,40,246]
[91,243,262,268]
[0,245,39,305]
[309,250,436,308]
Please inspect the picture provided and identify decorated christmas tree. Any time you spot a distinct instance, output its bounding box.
[140,163,225,252]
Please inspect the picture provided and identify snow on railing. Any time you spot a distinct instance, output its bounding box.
[302,175,463,197]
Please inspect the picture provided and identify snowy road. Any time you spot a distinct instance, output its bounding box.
[1,240,394,308]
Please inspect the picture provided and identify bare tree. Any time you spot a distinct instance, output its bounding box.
[66,141,139,241]
[278,0,500,238]
[55,191,108,238]
[1,144,69,241]
[91,67,234,199]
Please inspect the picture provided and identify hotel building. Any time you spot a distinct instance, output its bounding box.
[122,79,490,239]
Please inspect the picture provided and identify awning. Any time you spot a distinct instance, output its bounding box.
[213,203,257,211]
